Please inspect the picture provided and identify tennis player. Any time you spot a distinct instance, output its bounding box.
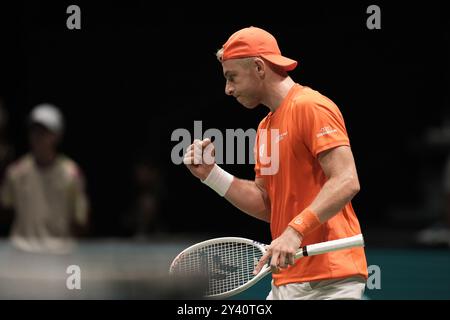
[183,27,368,300]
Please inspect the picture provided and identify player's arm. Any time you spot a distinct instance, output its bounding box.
[224,177,270,222]
[307,145,360,222]
[183,139,270,222]
[69,171,90,236]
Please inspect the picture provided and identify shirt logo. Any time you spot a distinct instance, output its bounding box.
[275,131,288,143]
[294,217,303,225]
[316,126,337,138]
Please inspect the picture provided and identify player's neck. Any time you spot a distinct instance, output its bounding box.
[263,76,296,113]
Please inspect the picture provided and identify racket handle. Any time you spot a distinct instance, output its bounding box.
[295,234,364,259]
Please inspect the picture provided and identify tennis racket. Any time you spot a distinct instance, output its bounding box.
[169,234,365,299]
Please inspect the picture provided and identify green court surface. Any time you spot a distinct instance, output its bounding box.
[232,249,450,300]
[0,240,448,299]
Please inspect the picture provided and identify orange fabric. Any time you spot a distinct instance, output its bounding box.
[289,209,322,237]
[222,27,298,71]
[254,84,368,286]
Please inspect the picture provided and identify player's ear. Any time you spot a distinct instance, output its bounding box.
[254,58,265,77]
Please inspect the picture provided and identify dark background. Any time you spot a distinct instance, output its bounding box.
[0,1,449,245]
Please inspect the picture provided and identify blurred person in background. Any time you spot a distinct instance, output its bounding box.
[442,157,450,245]
[416,153,450,248]
[121,156,166,239]
[0,103,89,254]
[0,98,14,234]
[0,98,14,184]
[415,106,450,248]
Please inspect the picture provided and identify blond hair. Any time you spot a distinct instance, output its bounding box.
[216,48,256,68]
[216,48,224,62]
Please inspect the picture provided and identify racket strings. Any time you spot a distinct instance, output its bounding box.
[170,242,263,296]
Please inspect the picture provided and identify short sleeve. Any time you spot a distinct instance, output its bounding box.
[296,99,350,158]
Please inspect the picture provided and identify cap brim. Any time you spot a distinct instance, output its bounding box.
[261,54,298,71]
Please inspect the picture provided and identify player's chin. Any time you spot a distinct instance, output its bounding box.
[237,97,259,109]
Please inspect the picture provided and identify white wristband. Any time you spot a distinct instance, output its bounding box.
[202,164,234,197]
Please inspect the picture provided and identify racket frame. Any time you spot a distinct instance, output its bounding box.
[170,234,365,299]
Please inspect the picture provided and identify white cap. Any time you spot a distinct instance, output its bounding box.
[29,103,64,134]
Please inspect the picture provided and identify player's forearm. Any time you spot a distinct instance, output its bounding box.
[308,174,360,223]
[225,178,270,223]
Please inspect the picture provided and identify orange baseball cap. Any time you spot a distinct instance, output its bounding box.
[221,26,298,71]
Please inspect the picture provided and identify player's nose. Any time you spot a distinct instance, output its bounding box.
[225,82,234,96]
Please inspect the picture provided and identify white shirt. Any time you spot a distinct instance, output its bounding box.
[1,154,88,254]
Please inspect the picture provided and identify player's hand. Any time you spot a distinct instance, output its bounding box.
[183,138,215,181]
[253,226,303,274]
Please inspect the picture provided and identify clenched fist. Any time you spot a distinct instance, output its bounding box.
[183,138,215,181]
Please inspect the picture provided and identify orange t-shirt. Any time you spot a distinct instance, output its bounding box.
[254,84,368,286]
